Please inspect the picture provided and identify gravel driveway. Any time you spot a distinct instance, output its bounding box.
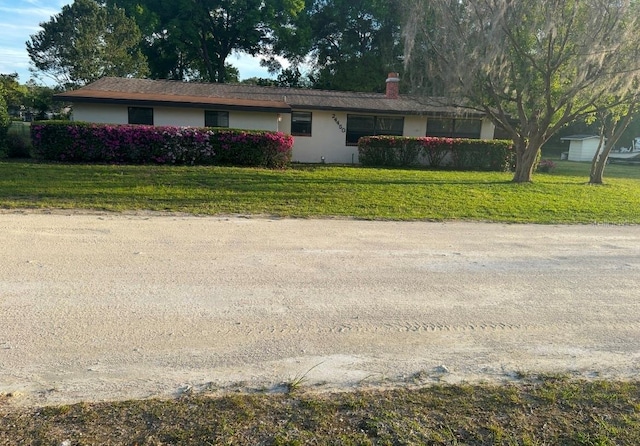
[1,212,639,406]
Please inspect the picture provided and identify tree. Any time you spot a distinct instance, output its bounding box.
[26,0,149,88]
[588,96,639,184]
[403,0,640,182]
[286,0,404,92]
[0,74,28,117]
[108,0,304,83]
[24,81,60,120]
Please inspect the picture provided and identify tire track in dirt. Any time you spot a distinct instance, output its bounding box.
[208,320,640,336]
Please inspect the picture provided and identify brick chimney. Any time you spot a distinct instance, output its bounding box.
[385,72,400,99]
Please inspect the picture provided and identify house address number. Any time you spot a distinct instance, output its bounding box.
[332,114,346,133]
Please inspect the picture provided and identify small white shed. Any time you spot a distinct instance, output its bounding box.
[560,135,602,162]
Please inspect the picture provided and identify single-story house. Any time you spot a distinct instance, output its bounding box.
[560,135,602,162]
[55,74,498,164]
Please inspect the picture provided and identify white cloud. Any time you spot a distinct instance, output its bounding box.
[0,47,30,64]
[0,22,41,35]
[0,48,31,79]
[0,5,60,17]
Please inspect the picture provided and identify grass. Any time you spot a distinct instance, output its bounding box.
[1,159,640,223]
[2,376,640,445]
[1,159,640,443]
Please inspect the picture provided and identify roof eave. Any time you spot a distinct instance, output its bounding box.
[296,105,422,115]
[289,104,484,117]
[54,94,291,113]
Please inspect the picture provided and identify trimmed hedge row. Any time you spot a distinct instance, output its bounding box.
[358,136,515,171]
[0,91,9,154]
[31,121,293,168]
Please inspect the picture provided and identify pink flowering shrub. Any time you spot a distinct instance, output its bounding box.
[31,121,293,168]
[358,136,514,171]
[211,129,293,168]
[536,159,556,173]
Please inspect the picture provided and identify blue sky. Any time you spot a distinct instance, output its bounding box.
[0,0,273,85]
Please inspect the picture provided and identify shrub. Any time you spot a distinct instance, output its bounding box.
[6,122,33,158]
[31,122,293,168]
[7,136,32,158]
[357,136,424,167]
[537,159,556,173]
[421,137,454,168]
[211,129,293,168]
[358,135,514,171]
[0,89,10,155]
[449,139,515,171]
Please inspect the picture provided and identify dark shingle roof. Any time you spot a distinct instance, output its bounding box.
[55,77,481,116]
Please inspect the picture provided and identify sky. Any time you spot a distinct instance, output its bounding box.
[0,0,274,85]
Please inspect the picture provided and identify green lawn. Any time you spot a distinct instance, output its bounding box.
[1,159,640,223]
[2,376,640,445]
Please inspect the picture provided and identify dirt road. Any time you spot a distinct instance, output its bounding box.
[1,212,639,406]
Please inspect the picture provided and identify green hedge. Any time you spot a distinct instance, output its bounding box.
[0,90,9,155]
[31,121,293,168]
[358,136,515,171]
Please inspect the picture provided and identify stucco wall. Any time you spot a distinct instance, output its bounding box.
[73,104,129,125]
[231,112,278,132]
[154,107,204,127]
[480,118,496,140]
[290,110,356,164]
[404,115,428,137]
[72,104,279,131]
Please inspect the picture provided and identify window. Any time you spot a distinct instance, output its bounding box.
[427,118,482,139]
[291,112,312,136]
[493,124,511,140]
[205,110,229,128]
[346,115,404,145]
[128,107,153,125]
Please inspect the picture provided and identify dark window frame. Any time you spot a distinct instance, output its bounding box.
[128,107,154,125]
[291,112,312,136]
[204,110,230,128]
[346,114,404,145]
[426,117,482,139]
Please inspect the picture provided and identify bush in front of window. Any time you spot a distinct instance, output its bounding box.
[210,129,293,168]
[358,136,514,171]
[448,139,515,171]
[356,136,424,167]
[30,121,293,168]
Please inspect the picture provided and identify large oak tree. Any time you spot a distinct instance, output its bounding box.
[26,0,149,88]
[403,0,640,182]
[302,0,404,92]
[107,0,304,83]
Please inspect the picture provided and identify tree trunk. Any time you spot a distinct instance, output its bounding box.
[198,32,217,82]
[216,58,226,83]
[590,156,607,184]
[589,138,615,184]
[512,142,541,183]
[588,101,637,185]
